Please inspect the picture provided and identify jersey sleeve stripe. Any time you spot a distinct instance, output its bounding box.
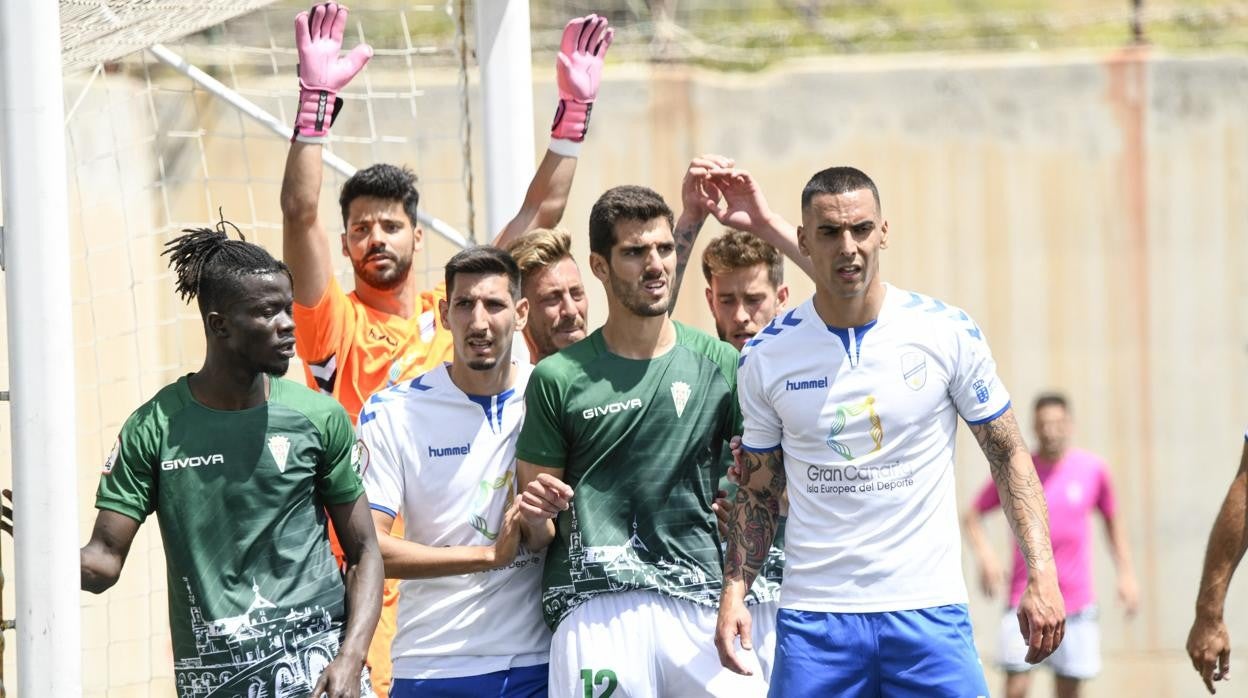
[369,503,398,518]
[741,442,781,453]
[964,400,1011,426]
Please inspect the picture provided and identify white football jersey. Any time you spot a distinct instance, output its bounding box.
[358,361,550,679]
[738,285,1011,613]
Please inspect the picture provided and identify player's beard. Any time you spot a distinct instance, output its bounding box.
[609,270,670,317]
[463,330,513,371]
[530,315,585,358]
[352,248,413,292]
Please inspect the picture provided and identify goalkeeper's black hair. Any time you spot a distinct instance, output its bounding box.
[340,163,420,229]
[162,216,291,315]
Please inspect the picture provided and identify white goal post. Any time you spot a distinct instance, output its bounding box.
[0,1,534,694]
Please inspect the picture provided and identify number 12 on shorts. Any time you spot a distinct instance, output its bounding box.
[579,668,618,698]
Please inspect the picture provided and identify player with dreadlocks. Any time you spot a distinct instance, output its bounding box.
[76,222,383,698]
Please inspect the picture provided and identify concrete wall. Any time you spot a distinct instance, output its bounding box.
[1,47,1245,695]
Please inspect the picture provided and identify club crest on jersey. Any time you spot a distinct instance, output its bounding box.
[101,438,120,475]
[901,352,927,391]
[670,381,691,418]
[973,379,991,404]
[267,435,291,473]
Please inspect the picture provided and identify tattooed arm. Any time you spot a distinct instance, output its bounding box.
[969,408,1066,663]
[669,154,733,312]
[715,445,785,675]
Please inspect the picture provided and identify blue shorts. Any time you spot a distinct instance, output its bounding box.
[769,604,989,698]
[390,664,548,698]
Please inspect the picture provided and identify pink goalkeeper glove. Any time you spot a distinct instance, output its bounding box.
[293,3,373,143]
[551,14,614,143]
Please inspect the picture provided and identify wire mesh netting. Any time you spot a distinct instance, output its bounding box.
[33,4,478,695]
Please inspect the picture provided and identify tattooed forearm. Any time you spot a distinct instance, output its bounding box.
[969,409,1055,571]
[667,216,706,313]
[724,447,785,589]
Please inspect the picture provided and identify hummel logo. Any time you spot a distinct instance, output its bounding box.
[429,443,471,458]
[785,377,829,391]
[582,398,643,420]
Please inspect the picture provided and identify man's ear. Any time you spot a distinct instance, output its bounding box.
[514,297,530,333]
[589,252,610,283]
[776,283,790,309]
[796,225,810,257]
[438,297,449,329]
[205,311,228,339]
[879,219,889,249]
[704,286,715,316]
[340,232,350,258]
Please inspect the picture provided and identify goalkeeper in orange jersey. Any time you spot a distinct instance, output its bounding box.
[280,4,613,694]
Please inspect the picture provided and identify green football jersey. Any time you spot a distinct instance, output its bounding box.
[95,375,365,697]
[516,322,741,628]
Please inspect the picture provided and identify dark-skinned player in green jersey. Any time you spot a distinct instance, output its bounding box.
[76,224,382,698]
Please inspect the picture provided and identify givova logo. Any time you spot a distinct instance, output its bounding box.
[582,398,642,420]
[160,454,224,471]
[825,395,884,461]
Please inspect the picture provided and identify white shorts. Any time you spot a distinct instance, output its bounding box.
[549,590,769,698]
[998,605,1100,680]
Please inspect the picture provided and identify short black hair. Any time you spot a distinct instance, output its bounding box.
[801,166,881,213]
[444,246,522,300]
[588,185,674,259]
[162,219,290,315]
[339,163,420,229]
[1033,392,1070,413]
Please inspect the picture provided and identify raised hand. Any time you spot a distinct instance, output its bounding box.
[705,169,778,235]
[680,154,735,223]
[552,14,615,142]
[293,2,373,143]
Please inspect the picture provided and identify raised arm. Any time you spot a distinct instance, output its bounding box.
[314,494,383,698]
[668,154,734,310]
[968,408,1065,663]
[1186,437,1248,694]
[492,14,613,250]
[715,445,785,676]
[705,169,815,280]
[370,504,523,578]
[80,510,142,594]
[280,3,372,306]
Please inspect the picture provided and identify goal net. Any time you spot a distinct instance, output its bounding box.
[12,2,478,694]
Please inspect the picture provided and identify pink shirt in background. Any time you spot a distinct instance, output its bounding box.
[973,448,1116,613]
